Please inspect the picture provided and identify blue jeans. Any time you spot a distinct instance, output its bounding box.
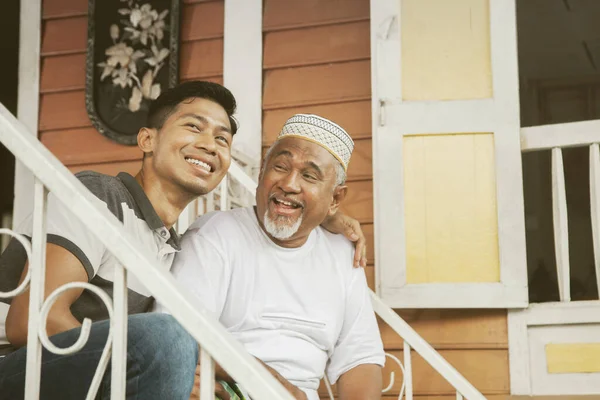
[0,313,198,399]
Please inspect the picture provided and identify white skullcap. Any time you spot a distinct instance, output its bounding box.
[278,114,354,171]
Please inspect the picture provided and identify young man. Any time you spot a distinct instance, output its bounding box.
[0,82,366,399]
[160,114,385,400]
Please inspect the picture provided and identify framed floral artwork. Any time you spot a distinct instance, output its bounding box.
[86,0,180,145]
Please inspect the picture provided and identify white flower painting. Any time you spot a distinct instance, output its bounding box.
[97,1,170,113]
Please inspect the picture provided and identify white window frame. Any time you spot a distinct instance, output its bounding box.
[370,0,528,308]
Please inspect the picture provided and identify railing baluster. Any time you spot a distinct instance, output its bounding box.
[206,190,215,213]
[24,179,48,400]
[220,178,229,211]
[404,341,413,400]
[589,143,600,295]
[200,347,216,399]
[551,147,571,302]
[196,197,205,217]
[456,391,464,400]
[111,265,128,400]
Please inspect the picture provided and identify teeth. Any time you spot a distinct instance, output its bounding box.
[275,198,298,208]
[185,158,211,172]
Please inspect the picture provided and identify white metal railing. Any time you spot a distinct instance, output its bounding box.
[0,103,294,399]
[213,155,486,400]
[521,120,600,302]
[0,96,486,399]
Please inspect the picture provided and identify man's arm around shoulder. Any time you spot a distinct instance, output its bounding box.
[337,364,382,400]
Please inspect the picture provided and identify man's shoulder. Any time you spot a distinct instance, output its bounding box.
[188,207,254,237]
[319,228,354,254]
[74,171,135,214]
[75,171,130,201]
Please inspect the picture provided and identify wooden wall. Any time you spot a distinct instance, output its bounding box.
[39,0,510,398]
[39,0,222,175]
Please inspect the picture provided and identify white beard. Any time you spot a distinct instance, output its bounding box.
[263,211,303,240]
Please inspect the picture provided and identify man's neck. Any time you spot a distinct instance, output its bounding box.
[135,169,194,229]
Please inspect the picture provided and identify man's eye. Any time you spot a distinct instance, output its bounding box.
[216,136,230,145]
[303,174,317,181]
[274,164,286,172]
[186,123,200,131]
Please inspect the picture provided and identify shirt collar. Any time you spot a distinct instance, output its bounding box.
[117,172,181,250]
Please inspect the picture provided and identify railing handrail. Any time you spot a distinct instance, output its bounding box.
[228,160,258,197]
[0,103,294,399]
[370,292,485,400]
[521,119,600,152]
[521,121,600,304]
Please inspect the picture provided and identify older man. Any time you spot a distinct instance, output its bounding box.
[159,114,385,400]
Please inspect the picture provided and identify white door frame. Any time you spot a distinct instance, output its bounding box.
[370,0,528,308]
[13,0,42,229]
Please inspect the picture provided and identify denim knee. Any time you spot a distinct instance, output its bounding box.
[126,313,198,399]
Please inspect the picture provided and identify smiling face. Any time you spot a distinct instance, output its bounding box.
[140,97,233,197]
[256,137,348,248]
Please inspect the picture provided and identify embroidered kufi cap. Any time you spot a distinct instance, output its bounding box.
[278,114,354,171]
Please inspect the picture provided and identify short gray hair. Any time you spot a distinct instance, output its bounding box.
[262,143,346,187]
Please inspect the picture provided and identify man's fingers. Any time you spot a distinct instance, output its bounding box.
[346,226,359,241]
[361,239,368,268]
[348,220,366,268]
[354,236,367,268]
[215,382,231,400]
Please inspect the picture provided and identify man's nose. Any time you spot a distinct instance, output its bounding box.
[279,171,301,194]
[195,134,217,155]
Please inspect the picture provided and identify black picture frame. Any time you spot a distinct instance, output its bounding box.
[85,0,180,145]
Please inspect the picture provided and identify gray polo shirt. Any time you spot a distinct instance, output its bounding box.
[0,172,181,349]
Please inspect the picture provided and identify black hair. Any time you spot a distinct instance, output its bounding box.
[147,80,238,134]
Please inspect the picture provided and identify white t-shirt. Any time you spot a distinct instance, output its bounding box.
[155,207,384,399]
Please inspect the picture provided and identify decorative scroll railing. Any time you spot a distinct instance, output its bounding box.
[521,119,600,302]
[203,154,486,400]
[0,103,295,400]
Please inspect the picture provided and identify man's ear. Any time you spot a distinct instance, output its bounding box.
[328,185,348,216]
[137,127,158,157]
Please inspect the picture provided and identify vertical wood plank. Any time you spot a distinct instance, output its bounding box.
[551,147,571,302]
[223,0,263,161]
